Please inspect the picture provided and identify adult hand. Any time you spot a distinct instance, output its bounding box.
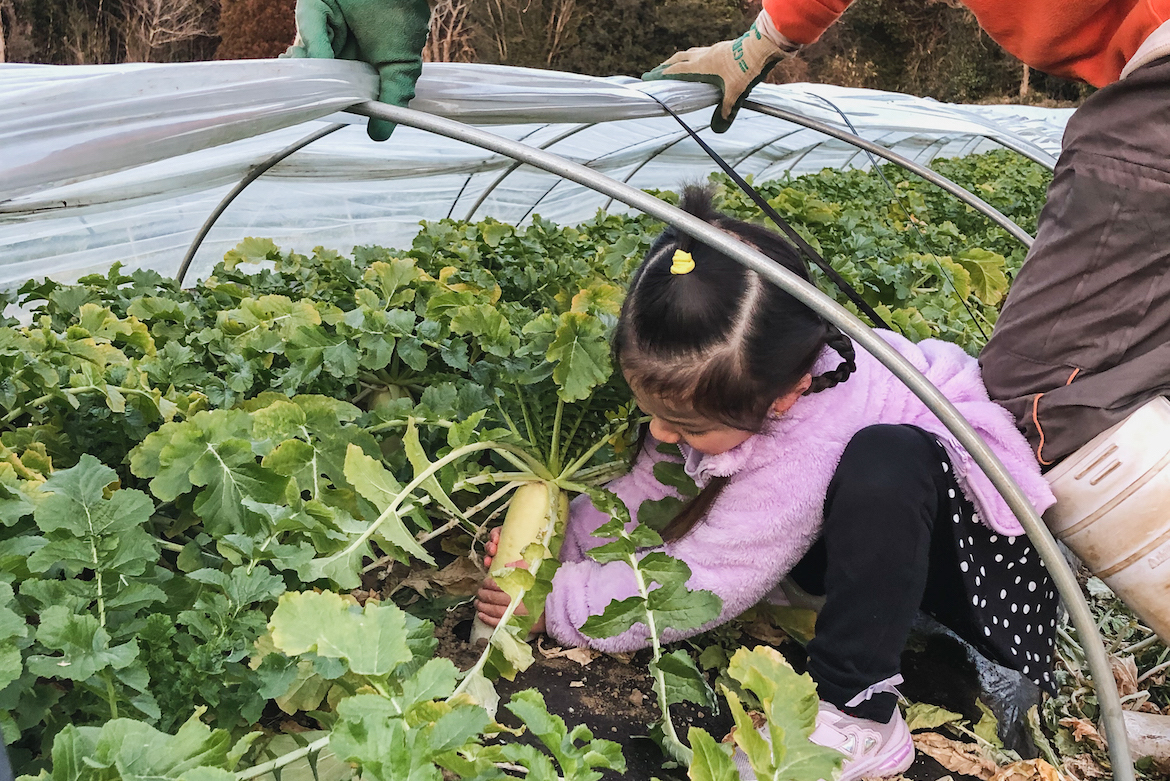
[476,528,547,634]
[642,11,799,133]
[284,0,431,141]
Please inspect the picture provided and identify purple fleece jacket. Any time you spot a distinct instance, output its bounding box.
[542,330,1056,653]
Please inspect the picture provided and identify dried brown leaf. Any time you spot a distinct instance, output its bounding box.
[741,612,790,645]
[1111,655,1140,698]
[561,647,599,666]
[723,710,768,744]
[1061,754,1109,780]
[388,568,437,598]
[989,758,1067,781]
[440,534,472,557]
[389,555,484,599]
[430,555,485,596]
[536,638,599,666]
[912,732,999,780]
[1058,717,1106,750]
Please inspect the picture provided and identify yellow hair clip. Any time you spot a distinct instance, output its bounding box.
[670,249,695,275]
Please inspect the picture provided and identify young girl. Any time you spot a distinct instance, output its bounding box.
[476,187,1058,781]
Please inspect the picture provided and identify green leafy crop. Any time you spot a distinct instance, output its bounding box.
[1,150,1055,781]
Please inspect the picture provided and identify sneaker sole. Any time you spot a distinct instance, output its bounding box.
[837,738,914,781]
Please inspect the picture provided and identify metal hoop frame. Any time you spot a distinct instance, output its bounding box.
[175,95,1045,287]
[164,95,1128,774]
[742,101,1036,248]
[345,98,1135,780]
[176,122,347,286]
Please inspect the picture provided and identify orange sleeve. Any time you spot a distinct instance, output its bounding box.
[966,0,1170,87]
[764,0,1170,87]
[762,0,855,45]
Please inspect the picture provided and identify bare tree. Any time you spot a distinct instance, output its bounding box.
[64,0,118,63]
[0,0,7,62]
[424,0,475,63]
[123,0,214,62]
[544,0,575,66]
[475,0,581,67]
[482,0,513,62]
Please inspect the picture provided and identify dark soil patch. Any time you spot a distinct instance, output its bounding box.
[432,604,1020,780]
[435,604,734,780]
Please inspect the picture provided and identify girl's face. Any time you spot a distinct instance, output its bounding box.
[639,395,754,456]
[633,375,811,456]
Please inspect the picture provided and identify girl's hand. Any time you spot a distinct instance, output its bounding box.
[477,528,547,634]
[482,526,502,571]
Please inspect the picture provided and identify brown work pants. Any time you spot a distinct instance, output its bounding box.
[980,56,1170,467]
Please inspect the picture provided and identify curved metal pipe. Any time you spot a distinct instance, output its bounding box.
[983,134,1058,172]
[525,120,715,222]
[598,127,716,214]
[752,141,823,183]
[730,127,805,168]
[599,125,807,214]
[348,99,1133,780]
[176,122,346,286]
[742,100,1036,250]
[463,123,594,222]
[447,122,555,219]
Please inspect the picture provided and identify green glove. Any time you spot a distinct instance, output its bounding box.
[642,13,799,133]
[284,0,431,141]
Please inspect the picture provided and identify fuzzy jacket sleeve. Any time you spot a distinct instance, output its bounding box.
[544,456,823,653]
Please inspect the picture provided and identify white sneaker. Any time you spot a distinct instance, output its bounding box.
[808,701,915,781]
[733,701,915,781]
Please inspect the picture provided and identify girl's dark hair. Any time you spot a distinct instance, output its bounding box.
[616,185,856,542]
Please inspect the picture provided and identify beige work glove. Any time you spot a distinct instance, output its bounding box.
[642,11,801,133]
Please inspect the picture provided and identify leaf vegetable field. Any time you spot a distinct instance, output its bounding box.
[4,150,1158,781]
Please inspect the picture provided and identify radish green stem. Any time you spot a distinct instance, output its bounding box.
[236,738,330,780]
[318,441,539,568]
[625,546,691,765]
[514,386,540,459]
[549,398,565,474]
[560,401,590,469]
[558,419,634,481]
[494,400,524,441]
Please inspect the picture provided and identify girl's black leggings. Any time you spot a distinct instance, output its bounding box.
[789,424,977,722]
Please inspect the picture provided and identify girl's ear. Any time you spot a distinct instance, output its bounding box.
[770,374,813,417]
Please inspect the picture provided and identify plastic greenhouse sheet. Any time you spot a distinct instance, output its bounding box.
[0,60,1070,286]
[0,59,379,200]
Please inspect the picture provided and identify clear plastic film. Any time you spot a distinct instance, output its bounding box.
[0,60,1069,286]
[1,59,379,200]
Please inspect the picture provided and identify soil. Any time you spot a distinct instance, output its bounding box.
[435,604,728,779]
[432,603,993,780]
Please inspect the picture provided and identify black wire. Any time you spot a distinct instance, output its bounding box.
[809,94,989,341]
[647,97,894,332]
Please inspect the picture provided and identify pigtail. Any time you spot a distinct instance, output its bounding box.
[625,421,726,544]
[660,476,729,543]
[805,325,856,394]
